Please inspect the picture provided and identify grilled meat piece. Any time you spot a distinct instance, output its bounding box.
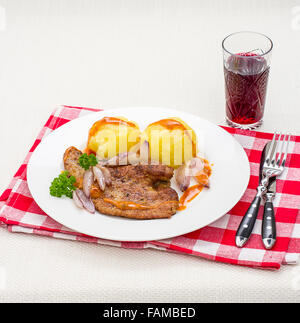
[63,146,179,219]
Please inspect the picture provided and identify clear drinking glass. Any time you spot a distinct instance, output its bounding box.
[222,31,273,129]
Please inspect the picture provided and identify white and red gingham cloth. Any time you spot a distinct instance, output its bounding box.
[1,106,300,270]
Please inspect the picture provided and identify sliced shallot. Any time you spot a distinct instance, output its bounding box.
[139,140,150,165]
[118,152,130,165]
[92,166,106,191]
[106,155,120,166]
[106,152,140,166]
[98,166,112,186]
[176,157,206,192]
[127,151,140,165]
[130,142,141,154]
[97,158,109,166]
[189,157,209,187]
[73,190,83,209]
[175,164,190,192]
[83,169,93,197]
[188,157,204,177]
[75,189,95,214]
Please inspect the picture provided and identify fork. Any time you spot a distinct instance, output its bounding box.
[235,132,291,248]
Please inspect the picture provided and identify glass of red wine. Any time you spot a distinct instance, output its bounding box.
[222,32,273,129]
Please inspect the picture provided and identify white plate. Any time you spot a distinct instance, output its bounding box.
[27,107,250,241]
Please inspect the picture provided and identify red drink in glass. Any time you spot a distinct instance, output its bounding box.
[222,32,273,129]
[224,53,270,125]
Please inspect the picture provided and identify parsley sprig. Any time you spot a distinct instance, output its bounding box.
[49,171,76,198]
[78,153,98,170]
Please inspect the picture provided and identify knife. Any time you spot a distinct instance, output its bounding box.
[235,143,268,247]
[261,143,277,250]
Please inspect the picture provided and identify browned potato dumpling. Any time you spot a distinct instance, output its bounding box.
[87,117,141,160]
[141,118,197,168]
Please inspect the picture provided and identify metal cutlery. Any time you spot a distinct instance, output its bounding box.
[235,142,267,248]
[236,132,291,248]
[262,171,276,249]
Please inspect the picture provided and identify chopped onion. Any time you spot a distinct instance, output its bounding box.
[75,189,95,213]
[92,166,106,191]
[175,164,190,192]
[83,169,93,197]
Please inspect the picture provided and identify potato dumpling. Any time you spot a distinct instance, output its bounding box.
[87,117,141,159]
[141,118,197,168]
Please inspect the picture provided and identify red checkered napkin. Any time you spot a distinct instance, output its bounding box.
[1,106,300,270]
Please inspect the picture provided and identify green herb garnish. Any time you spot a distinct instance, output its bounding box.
[78,153,98,170]
[49,171,76,198]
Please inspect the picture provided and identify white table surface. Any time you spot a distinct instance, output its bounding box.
[0,0,300,303]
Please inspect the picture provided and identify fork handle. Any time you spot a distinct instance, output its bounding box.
[262,193,276,250]
[236,195,262,248]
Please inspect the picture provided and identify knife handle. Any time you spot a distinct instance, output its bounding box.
[262,193,276,250]
[236,195,261,248]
